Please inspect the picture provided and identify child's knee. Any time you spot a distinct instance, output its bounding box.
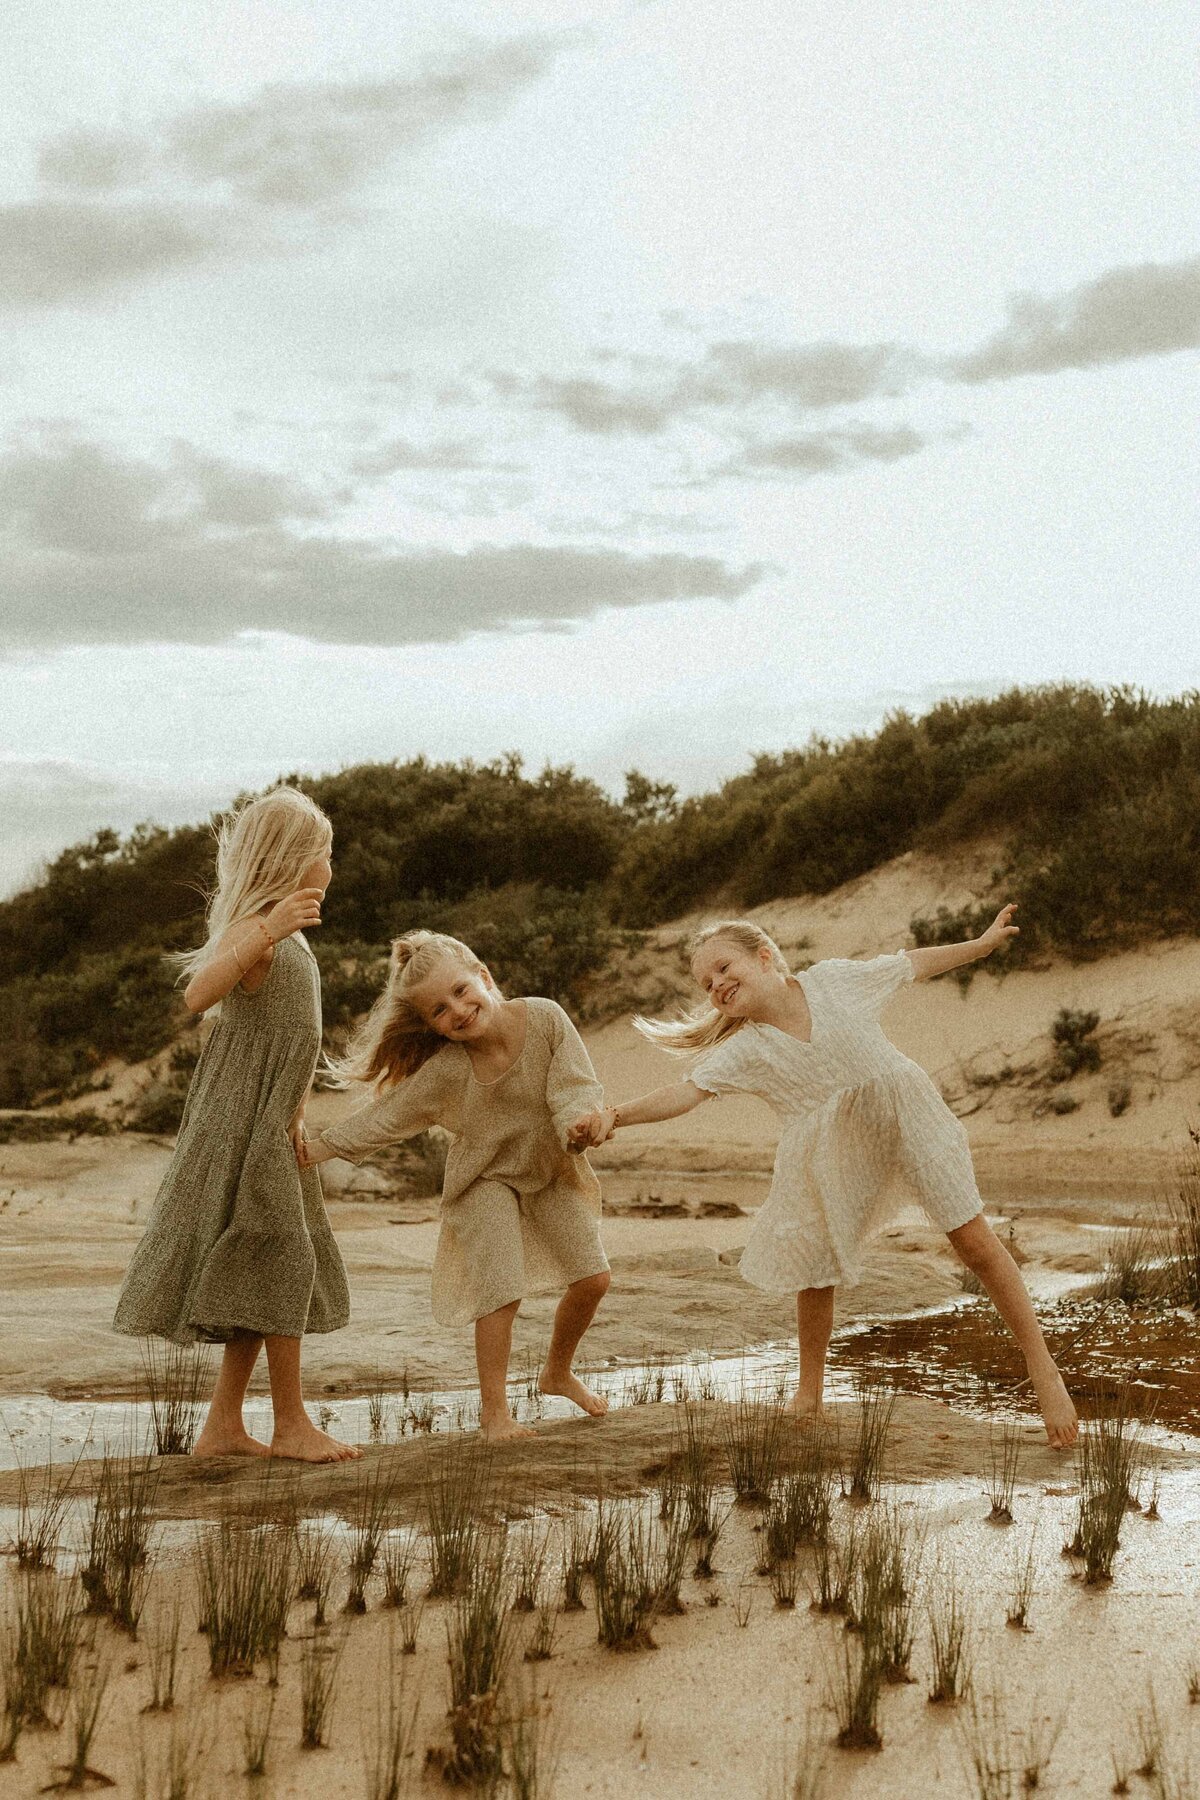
[574,1269,610,1302]
[949,1216,995,1271]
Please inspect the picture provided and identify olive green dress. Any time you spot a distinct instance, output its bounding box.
[113,933,350,1345]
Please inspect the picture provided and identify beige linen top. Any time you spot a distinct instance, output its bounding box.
[322,997,605,1315]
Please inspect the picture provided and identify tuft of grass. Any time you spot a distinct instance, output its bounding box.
[437,1542,514,1784]
[380,1530,415,1610]
[242,1684,276,1779]
[14,1570,81,1727]
[926,1570,971,1705]
[675,1404,721,1540]
[11,1454,78,1571]
[1006,1522,1039,1631]
[296,1519,337,1624]
[366,1377,389,1445]
[768,1716,830,1798]
[345,1464,395,1614]
[651,1510,692,1617]
[691,1499,731,1580]
[721,1392,786,1504]
[1134,1693,1163,1781]
[511,1518,549,1614]
[559,1508,594,1613]
[79,1455,159,1635]
[811,1514,860,1617]
[985,1419,1022,1523]
[0,1612,26,1763]
[141,1340,210,1456]
[1066,1390,1145,1585]
[828,1629,884,1752]
[591,1502,660,1653]
[133,1707,208,1800]
[1019,1704,1064,1792]
[843,1369,897,1502]
[398,1599,424,1656]
[195,1519,293,1679]
[424,1447,492,1598]
[733,1583,754,1629]
[299,1634,344,1750]
[142,1589,182,1712]
[958,1688,1013,1800]
[769,1558,799,1609]
[43,1641,114,1794]
[523,1597,558,1663]
[1098,1221,1163,1305]
[503,1679,559,1800]
[1162,1139,1200,1308]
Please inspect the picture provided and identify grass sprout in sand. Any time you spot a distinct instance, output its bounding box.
[195,1518,293,1678]
[346,1463,395,1613]
[1165,1134,1200,1307]
[811,1514,860,1617]
[361,1632,419,1800]
[559,1508,594,1613]
[843,1369,898,1502]
[985,1418,1023,1523]
[242,1684,276,1779]
[11,1451,77,1570]
[827,1627,885,1751]
[14,1569,81,1726]
[142,1589,182,1712]
[381,1529,415,1610]
[140,1340,210,1456]
[44,1642,113,1793]
[768,1716,830,1798]
[296,1519,337,1624]
[424,1445,493,1598]
[504,1678,559,1800]
[722,1391,786,1503]
[133,1707,209,1800]
[0,1612,25,1762]
[80,1455,159,1634]
[1006,1521,1040,1631]
[591,1501,664,1652]
[764,1438,835,1569]
[300,1633,344,1750]
[522,1594,558,1662]
[1066,1390,1146,1584]
[851,1507,921,1686]
[511,1517,549,1613]
[926,1567,972,1705]
[433,1541,515,1783]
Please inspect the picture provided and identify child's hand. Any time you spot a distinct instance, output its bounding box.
[978,902,1019,955]
[567,1109,616,1152]
[297,1132,334,1169]
[265,887,325,944]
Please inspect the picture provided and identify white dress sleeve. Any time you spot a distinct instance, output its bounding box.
[690,1027,768,1098]
[818,950,915,1019]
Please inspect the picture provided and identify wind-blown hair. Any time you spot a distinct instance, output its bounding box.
[328,930,491,1088]
[178,787,332,979]
[634,919,792,1055]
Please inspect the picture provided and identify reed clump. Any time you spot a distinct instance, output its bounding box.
[424,1448,493,1598]
[926,1569,972,1705]
[434,1543,515,1784]
[194,1519,294,1679]
[828,1629,885,1752]
[299,1634,343,1750]
[345,1464,395,1614]
[142,1590,182,1712]
[362,1636,418,1800]
[44,1645,113,1794]
[12,1455,77,1571]
[79,1455,159,1635]
[591,1503,661,1653]
[843,1369,897,1502]
[721,1392,786,1504]
[141,1340,210,1456]
[985,1419,1022,1523]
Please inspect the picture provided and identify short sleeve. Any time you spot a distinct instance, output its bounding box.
[542,1000,605,1150]
[321,1051,455,1165]
[690,1027,766,1098]
[819,950,915,1019]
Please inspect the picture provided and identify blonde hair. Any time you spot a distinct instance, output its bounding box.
[179,787,332,977]
[328,930,492,1087]
[634,919,792,1054]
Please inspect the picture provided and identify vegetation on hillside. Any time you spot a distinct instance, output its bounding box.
[3,684,1200,1111]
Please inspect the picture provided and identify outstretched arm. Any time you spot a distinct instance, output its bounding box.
[906,902,1019,982]
[567,1081,712,1150]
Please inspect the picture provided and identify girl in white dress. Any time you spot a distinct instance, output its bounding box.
[569,907,1078,1449]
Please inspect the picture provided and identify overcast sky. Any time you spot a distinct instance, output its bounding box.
[1,0,1197,893]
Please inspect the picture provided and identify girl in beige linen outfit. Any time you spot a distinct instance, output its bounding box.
[571,907,1079,1451]
[303,931,610,1441]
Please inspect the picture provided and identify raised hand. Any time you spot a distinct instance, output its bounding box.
[264,886,325,944]
[978,902,1019,954]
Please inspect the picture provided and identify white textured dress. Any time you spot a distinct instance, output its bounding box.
[691,951,982,1293]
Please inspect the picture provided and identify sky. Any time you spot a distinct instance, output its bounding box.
[1,0,1197,893]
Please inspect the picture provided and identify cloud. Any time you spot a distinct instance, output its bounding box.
[950,254,1200,382]
[494,254,1200,440]
[0,201,220,306]
[737,423,928,476]
[0,436,762,650]
[6,35,569,306]
[350,436,494,477]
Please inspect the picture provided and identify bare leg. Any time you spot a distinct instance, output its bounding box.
[476,1300,535,1441]
[193,1332,271,1457]
[948,1215,1078,1449]
[539,1271,611,1417]
[785,1286,835,1420]
[265,1335,361,1463]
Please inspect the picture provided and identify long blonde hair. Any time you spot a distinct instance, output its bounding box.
[634,919,792,1054]
[328,930,491,1088]
[179,787,332,978]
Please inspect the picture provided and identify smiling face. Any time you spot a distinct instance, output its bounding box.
[690,935,780,1018]
[406,954,501,1043]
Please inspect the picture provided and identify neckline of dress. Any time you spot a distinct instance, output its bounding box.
[465,998,531,1087]
[753,971,817,1048]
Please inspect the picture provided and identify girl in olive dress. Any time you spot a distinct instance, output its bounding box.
[113,787,358,1464]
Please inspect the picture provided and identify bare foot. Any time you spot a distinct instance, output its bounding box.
[1033,1368,1079,1450]
[783,1393,824,1426]
[480,1413,538,1442]
[538,1371,609,1418]
[192,1428,271,1459]
[270,1422,362,1464]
